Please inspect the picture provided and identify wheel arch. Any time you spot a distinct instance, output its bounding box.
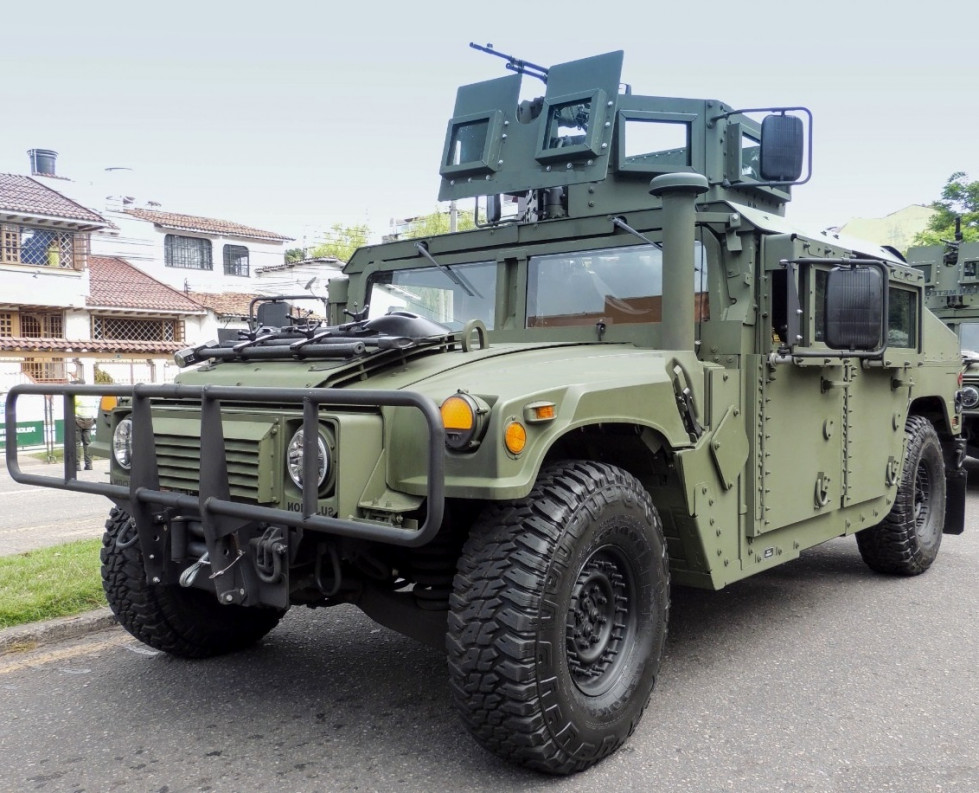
[908,395,953,439]
[542,421,675,487]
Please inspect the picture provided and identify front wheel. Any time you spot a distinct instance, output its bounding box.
[101,507,283,657]
[447,461,670,774]
[856,415,945,575]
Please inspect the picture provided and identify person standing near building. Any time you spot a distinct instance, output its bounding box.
[74,394,99,471]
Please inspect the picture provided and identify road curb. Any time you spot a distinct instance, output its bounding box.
[0,607,118,653]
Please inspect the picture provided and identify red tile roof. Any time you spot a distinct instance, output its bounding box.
[87,257,206,314]
[0,173,106,225]
[0,336,184,355]
[186,291,260,319]
[124,208,292,242]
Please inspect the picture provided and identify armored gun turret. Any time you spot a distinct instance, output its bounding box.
[5,48,965,775]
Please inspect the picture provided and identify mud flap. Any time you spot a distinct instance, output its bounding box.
[943,467,966,535]
[943,437,967,536]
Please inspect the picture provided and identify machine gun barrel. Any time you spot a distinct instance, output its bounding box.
[468,42,548,83]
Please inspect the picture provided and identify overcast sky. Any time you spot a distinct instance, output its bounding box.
[2,1,975,247]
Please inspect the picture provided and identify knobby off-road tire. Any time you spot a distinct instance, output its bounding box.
[101,507,283,657]
[446,461,670,774]
[856,415,945,575]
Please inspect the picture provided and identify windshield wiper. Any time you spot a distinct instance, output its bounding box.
[611,216,703,274]
[414,242,482,298]
[611,217,662,249]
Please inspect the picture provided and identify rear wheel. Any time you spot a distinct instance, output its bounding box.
[447,461,669,774]
[856,415,945,575]
[101,507,283,657]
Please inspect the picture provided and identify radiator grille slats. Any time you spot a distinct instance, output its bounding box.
[153,414,277,503]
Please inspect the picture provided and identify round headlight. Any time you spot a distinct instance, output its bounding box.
[961,385,979,409]
[112,417,133,470]
[286,428,329,490]
[440,392,489,451]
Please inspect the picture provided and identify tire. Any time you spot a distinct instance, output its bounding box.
[101,507,283,657]
[446,461,670,774]
[856,415,945,575]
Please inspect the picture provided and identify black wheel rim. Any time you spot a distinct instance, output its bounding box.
[914,457,938,543]
[565,546,637,697]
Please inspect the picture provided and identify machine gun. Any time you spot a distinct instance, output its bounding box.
[468,42,548,83]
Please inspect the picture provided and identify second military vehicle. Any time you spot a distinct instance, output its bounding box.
[5,46,966,774]
[908,226,979,456]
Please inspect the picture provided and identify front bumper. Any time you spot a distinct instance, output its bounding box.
[5,383,445,605]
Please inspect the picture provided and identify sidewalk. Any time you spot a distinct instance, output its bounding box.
[1,448,109,473]
[1,453,112,556]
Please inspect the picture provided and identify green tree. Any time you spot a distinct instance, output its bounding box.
[914,172,979,246]
[399,206,476,239]
[284,247,305,263]
[310,223,371,263]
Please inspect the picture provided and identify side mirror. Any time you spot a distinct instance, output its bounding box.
[825,266,884,351]
[760,114,804,182]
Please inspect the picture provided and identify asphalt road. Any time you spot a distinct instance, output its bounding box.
[1,467,978,792]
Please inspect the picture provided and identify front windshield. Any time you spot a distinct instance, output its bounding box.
[367,260,497,330]
[526,242,707,328]
[959,322,979,355]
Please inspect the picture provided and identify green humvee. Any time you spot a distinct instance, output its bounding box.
[6,47,966,774]
[908,236,979,457]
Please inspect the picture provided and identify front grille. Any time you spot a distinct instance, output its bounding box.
[153,413,278,503]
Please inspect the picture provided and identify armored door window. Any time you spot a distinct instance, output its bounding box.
[887,287,917,349]
[165,235,213,270]
[740,132,761,180]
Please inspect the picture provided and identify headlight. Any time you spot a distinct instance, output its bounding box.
[440,392,489,450]
[286,428,329,490]
[962,385,979,409]
[112,417,133,470]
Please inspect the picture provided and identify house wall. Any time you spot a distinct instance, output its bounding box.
[93,210,286,295]
[254,260,343,298]
[0,262,89,309]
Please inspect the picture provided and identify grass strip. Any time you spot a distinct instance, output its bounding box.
[0,539,106,630]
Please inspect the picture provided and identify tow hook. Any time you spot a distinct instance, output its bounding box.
[250,526,288,584]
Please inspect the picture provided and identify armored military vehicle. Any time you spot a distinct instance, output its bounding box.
[5,47,966,774]
[908,229,979,456]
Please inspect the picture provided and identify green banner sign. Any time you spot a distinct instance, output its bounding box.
[0,420,65,449]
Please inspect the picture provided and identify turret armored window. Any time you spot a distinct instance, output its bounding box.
[615,111,694,175]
